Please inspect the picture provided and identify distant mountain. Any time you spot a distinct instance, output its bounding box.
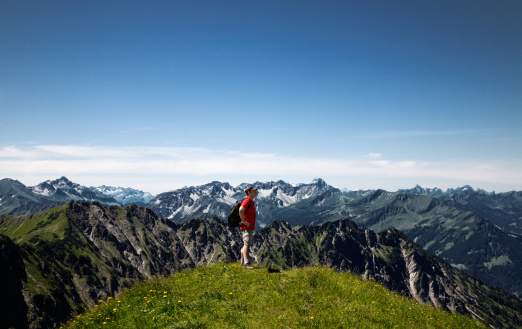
[0,178,64,215]
[400,185,522,235]
[147,178,340,226]
[147,181,239,223]
[1,202,521,328]
[0,177,154,216]
[89,185,155,206]
[28,177,119,205]
[249,178,341,226]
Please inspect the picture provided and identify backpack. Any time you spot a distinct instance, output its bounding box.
[227,199,251,228]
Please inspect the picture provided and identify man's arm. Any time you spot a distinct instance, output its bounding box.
[239,206,250,227]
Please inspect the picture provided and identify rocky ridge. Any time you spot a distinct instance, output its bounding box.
[147,179,340,226]
[0,202,521,328]
[401,185,522,235]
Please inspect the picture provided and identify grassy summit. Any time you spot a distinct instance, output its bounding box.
[61,263,484,329]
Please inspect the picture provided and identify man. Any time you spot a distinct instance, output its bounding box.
[239,186,257,269]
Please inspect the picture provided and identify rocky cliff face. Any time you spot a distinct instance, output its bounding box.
[1,202,521,329]
[252,220,522,328]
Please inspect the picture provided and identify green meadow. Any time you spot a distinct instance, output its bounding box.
[61,263,484,328]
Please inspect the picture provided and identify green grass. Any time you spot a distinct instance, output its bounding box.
[61,263,485,329]
[0,203,69,243]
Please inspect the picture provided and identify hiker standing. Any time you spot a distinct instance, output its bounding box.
[239,186,257,269]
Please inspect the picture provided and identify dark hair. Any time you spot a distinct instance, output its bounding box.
[245,186,256,195]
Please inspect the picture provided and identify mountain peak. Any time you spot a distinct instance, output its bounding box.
[89,185,155,205]
[458,185,474,192]
[311,178,326,187]
[47,176,72,184]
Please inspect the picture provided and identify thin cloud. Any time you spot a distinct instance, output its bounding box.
[360,129,488,139]
[367,153,382,158]
[0,145,521,189]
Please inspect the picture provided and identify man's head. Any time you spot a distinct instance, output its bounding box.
[245,186,258,198]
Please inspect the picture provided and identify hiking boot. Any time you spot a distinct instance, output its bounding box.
[244,256,256,264]
[243,264,254,270]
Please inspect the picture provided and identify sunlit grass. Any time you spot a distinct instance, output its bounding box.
[62,262,485,328]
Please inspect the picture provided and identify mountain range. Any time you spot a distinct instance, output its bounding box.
[0,177,152,216]
[147,178,342,224]
[145,180,522,299]
[2,177,522,298]
[89,184,155,206]
[1,201,521,329]
[400,185,522,235]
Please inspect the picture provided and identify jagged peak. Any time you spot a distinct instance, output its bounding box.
[311,178,326,186]
[0,178,26,188]
[46,176,73,184]
[265,220,292,231]
[361,189,387,202]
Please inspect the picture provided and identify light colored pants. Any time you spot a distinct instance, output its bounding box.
[241,229,254,246]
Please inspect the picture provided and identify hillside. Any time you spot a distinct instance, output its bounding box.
[400,185,522,235]
[1,202,521,328]
[62,264,485,329]
[266,189,522,298]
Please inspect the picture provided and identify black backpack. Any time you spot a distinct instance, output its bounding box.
[227,199,251,228]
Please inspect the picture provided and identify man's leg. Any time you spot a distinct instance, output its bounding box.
[241,230,254,269]
[241,244,250,263]
[242,245,253,269]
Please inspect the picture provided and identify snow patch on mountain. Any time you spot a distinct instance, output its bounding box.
[169,203,198,219]
[90,185,155,205]
[257,186,276,198]
[32,186,51,197]
[277,189,297,207]
[217,194,238,205]
[22,176,121,206]
[147,179,340,222]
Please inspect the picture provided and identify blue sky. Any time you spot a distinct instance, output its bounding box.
[1,0,521,194]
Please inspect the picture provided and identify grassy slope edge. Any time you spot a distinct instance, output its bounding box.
[61,263,485,329]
